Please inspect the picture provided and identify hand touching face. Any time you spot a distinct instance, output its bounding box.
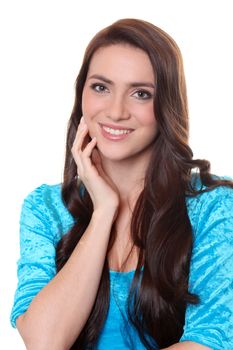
[72,117,119,213]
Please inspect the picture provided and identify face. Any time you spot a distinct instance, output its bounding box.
[82,44,158,163]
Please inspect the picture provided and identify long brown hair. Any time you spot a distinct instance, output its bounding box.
[56,18,233,349]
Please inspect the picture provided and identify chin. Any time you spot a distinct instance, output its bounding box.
[96,145,126,161]
[98,150,126,162]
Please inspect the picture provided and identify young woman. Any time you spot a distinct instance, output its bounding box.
[11,19,233,349]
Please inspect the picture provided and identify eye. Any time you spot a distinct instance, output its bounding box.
[90,83,108,93]
[133,90,153,100]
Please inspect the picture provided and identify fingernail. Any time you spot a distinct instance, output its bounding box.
[81,124,87,131]
[79,117,87,130]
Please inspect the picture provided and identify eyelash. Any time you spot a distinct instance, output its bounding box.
[90,83,153,100]
[133,90,152,100]
[90,83,108,93]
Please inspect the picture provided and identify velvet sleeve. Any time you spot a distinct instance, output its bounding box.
[180,186,233,349]
[10,184,72,328]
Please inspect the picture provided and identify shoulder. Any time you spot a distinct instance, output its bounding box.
[21,183,74,242]
[186,175,233,236]
[22,183,65,219]
[24,183,62,203]
[186,174,233,285]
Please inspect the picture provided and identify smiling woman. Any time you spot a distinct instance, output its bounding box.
[10,18,233,350]
[82,44,157,163]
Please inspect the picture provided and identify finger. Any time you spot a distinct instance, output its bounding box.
[82,137,97,158]
[74,137,96,175]
[71,123,88,171]
[78,138,99,179]
[72,131,89,166]
[72,117,87,145]
[72,123,88,151]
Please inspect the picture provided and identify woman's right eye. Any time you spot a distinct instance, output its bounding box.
[90,83,108,93]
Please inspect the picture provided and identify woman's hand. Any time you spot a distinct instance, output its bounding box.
[72,117,120,215]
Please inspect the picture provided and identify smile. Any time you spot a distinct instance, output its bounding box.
[99,123,134,141]
[102,126,131,135]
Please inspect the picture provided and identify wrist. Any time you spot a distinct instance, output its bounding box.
[93,206,118,221]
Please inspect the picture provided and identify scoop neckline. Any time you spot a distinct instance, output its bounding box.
[109,269,136,274]
[109,266,144,274]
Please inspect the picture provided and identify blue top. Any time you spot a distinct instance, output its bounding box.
[10,180,233,349]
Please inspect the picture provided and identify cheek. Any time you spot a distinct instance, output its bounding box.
[82,89,103,138]
[82,89,104,118]
[134,103,156,127]
[81,89,92,116]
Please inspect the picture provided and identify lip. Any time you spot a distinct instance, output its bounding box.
[99,122,135,131]
[99,122,134,141]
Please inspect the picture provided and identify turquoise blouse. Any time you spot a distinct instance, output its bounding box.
[10,180,233,349]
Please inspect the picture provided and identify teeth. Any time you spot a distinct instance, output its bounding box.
[103,126,131,135]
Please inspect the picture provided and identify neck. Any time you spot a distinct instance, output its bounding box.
[99,150,151,208]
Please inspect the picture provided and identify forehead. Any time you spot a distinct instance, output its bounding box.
[87,44,154,82]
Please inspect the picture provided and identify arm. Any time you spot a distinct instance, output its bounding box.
[17,207,116,350]
[16,119,120,350]
[163,341,211,349]
[178,186,233,350]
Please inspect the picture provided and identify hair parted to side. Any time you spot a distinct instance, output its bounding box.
[55,18,233,349]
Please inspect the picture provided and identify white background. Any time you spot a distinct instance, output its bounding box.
[0,0,232,348]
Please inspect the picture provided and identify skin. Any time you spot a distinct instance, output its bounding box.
[82,44,158,163]
[16,44,211,350]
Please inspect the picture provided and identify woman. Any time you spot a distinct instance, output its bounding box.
[11,18,233,349]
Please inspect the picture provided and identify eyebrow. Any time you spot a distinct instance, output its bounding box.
[87,74,155,89]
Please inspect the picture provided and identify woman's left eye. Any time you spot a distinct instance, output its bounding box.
[133,90,152,100]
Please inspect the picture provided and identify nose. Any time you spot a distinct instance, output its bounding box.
[107,94,130,121]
